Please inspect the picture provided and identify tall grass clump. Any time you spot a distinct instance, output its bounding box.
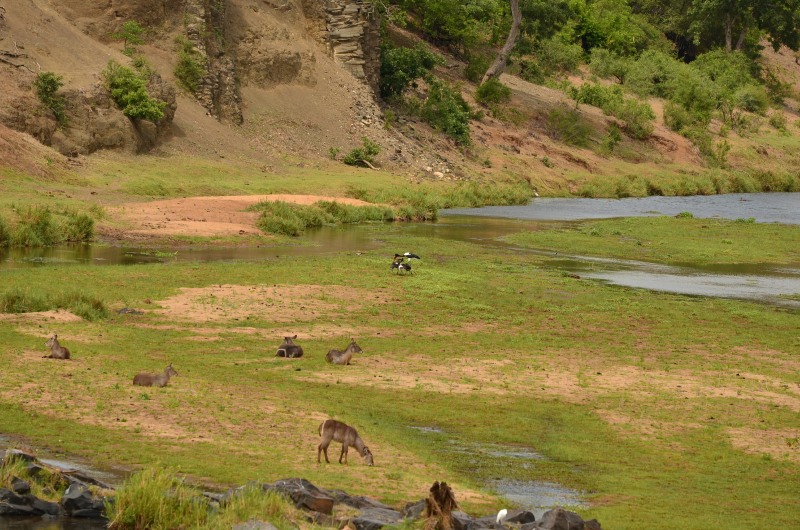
[0,288,108,320]
[107,468,300,530]
[107,467,209,530]
[1,454,70,501]
[0,215,9,247]
[251,200,398,236]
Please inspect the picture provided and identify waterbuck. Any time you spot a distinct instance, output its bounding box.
[43,334,70,360]
[325,338,363,365]
[276,335,304,358]
[317,419,374,466]
[133,364,179,387]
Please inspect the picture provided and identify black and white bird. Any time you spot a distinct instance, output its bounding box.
[391,259,413,274]
[400,252,421,260]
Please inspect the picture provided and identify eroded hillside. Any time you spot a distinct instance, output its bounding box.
[1,0,800,192]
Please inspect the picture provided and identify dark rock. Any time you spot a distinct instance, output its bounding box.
[61,483,105,518]
[328,489,394,511]
[349,507,403,530]
[10,477,31,495]
[505,510,536,525]
[63,469,114,490]
[269,478,334,515]
[31,496,62,516]
[401,499,426,519]
[0,502,36,516]
[452,510,473,530]
[468,515,501,530]
[0,487,27,505]
[584,520,602,530]
[534,508,586,530]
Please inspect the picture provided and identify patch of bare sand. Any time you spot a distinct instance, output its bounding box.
[0,310,83,323]
[154,284,390,324]
[727,427,800,463]
[107,194,373,237]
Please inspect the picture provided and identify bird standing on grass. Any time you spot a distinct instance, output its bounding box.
[391,252,419,274]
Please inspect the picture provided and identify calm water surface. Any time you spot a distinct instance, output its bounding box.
[1,193,798,307]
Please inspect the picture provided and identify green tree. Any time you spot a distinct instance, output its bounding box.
[33,72,67,126]
[112,20,146,56]
[102,60,166,122]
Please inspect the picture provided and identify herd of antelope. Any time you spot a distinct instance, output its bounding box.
[41,331,375,465]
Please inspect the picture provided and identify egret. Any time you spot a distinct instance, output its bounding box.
[496,509,508,525]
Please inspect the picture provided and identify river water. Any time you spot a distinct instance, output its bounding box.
[1,193,798,308]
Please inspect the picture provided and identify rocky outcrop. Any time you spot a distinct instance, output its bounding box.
[324,0,380,91]
[184,0,243,124]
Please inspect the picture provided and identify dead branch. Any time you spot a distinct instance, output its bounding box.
[424,481,459,530]
[362,159,378,170]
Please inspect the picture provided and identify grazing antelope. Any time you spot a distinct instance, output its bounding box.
[43,334,70,360]
[276,335,304,358]
[133,364,178,387]
[318,419,374,466]
[325,338,363,365]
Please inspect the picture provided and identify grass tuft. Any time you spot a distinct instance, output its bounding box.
[0,288,109,320]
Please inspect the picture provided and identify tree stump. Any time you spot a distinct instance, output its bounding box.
[424,481,459,530]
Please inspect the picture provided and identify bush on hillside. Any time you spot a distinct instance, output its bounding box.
[34,72,67,127]
[546,105,592,146]
[379,43,443,99]
[174,36,206,93]
[420,79,472,146]
[102,60,166,122]
[343,137,381,167]
[476,78,512,105]
[733,85,770,114]
[588,48,631,83]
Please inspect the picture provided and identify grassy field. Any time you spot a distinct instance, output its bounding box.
[1,219,799,529]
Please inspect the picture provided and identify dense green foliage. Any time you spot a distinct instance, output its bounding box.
[381,0,799,153]
[174,36,206,93]
[33,72,68,127]
[379,43,443,98]
[102,60,167,122]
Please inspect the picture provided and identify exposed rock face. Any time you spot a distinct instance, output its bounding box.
[323,0,380,91]
[184,0,243,124]
[51,0,184,40]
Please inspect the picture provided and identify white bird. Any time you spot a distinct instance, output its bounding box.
[496,509,508,525]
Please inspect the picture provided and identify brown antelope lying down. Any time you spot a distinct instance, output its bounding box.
[325,338,363,365]
[133,364,178,387]
[317,419,374,466]
[44,334,70,359]
[276,335,304,358]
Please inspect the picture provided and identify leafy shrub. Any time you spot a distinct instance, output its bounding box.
[664,101,705,132]
[733,85,770,114]
[568,82,624,111]
[64,213,95,242]
[624,50,682,98]
[34,72,67,126]
[588,48,630,82]
[343,137,381,167]
[420,79,472,145]
[546,105,592,146]
[379,43,443,99]
[535,37,584,76]
[174,36,205,93]
[768,111,788,133]
[614,98,655,139]
[516,58,545,84]
[464,53,492,83]
[476,78,511,105]
[112,20,145,56]
[692,50,756,95]
[102,60,166,121]
[666,69,717,121]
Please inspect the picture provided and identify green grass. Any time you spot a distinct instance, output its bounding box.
[0,454,71,502]
[0,223,798,529]
[504,216,800,265]
[0,287,109,320]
